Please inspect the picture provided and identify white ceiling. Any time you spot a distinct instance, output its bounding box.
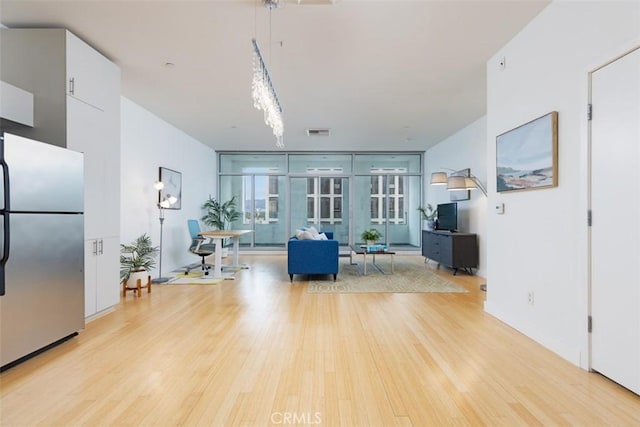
[0,0,549,152]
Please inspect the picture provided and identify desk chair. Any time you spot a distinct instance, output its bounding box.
[187,219,216,275]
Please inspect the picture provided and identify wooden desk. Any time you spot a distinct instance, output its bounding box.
[198,230,253,279]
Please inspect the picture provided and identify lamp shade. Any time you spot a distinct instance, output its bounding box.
[154,180,164,191]
[464,177,478,190]
[447,176,467,191]
[430,172,448,185]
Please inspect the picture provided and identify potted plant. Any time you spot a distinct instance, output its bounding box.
[361,228,382,246]
[120,233,159,286]
[201,195,242,255]
[418,204,437,230]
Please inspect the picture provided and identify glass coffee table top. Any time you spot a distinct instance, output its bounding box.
[350,245,395,275]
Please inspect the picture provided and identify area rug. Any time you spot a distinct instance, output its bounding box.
[307,258,468,294]
[167,271,225,285]
[169,276,223,285]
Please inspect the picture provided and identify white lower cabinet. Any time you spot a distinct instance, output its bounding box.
[84,237,119,317]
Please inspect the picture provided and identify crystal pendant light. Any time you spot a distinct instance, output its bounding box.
[251,39,284,148]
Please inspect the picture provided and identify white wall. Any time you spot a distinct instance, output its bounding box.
[120,97,217,277]
[485,1,640,368]
[425,116,488,278]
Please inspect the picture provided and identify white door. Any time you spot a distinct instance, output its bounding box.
[591,47,640,395]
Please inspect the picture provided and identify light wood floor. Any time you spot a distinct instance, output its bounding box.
[1,255,639,426]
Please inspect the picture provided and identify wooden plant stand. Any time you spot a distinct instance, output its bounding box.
[122,274,151,297]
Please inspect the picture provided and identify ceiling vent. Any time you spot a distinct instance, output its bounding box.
[306,128,331,136]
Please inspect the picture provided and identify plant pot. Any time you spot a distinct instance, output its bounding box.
[128,269,149,284]
[426,220,435,231]
[123,269,151,297]
[366,240,376,246]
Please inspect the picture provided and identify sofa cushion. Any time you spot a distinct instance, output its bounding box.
[295,229,314,240]
[300,225,320,237]
[306,226,320,237]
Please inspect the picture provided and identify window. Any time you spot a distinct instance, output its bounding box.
[306,169,343,224]
[266,176,279,222]
[219,152,423,249]
[370,169,405,225]
[242,169,280,224]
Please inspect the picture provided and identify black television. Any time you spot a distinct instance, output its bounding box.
[436,202,458,231]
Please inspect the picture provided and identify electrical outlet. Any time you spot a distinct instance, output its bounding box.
[527,292,535,305]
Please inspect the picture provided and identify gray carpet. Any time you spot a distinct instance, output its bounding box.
[307,257,469,294]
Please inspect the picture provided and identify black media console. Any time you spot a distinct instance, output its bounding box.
[421,230,478,275]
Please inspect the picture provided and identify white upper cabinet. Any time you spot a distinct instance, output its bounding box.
[66,32,114,112]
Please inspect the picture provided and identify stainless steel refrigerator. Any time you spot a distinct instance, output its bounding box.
[0,132,84,371]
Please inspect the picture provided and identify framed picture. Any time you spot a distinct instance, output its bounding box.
[450,168,470,201]
[496,111,558,192]
[159,167,182,209]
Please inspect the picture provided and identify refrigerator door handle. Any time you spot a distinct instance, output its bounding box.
[1,151,9,212]
[0,211,8,296]
[1,153,9,295]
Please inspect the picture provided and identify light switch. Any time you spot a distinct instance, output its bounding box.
[495,203,504,214]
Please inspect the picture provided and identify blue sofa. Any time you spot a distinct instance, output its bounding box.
[287,231,339,282]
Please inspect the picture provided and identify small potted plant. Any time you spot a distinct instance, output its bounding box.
[120,233,159,287]
[361,228,382,246]
[418,204,437,230]
[201,195,242,256]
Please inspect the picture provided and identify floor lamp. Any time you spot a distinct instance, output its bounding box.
[152,180,177,283]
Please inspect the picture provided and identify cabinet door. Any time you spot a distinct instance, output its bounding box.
[67,96,120,239]
[100,103,120,238]
[451,235,479,269]
[84,238,120,317]
[422,232,440,260]
[438,235,453,265]
[84,239,98,317]
[421,231,429,258]
[96,237,120,312]
[66,31,110,111]
[67,97,105,239]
